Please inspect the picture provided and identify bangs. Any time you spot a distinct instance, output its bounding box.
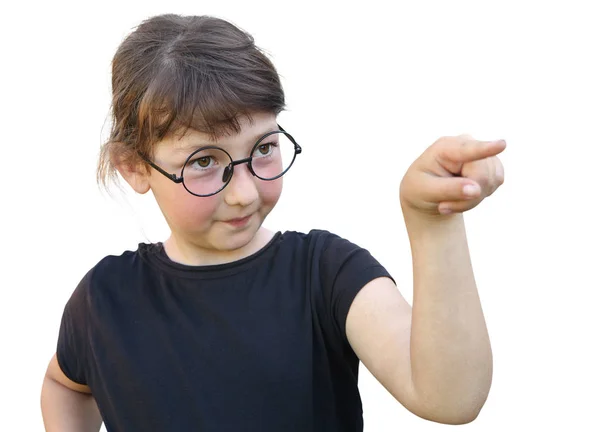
[137,54,284,154]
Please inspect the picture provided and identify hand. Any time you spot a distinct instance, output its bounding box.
[399,135,506,217]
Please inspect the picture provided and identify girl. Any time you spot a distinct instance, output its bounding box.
[41,13,506,432]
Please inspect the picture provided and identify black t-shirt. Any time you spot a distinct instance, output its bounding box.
[57,229,394,432]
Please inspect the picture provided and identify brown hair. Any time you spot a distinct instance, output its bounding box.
[97,14,285,188]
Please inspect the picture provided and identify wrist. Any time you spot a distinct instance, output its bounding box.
[400,200,466,246]
[401,199,460,224]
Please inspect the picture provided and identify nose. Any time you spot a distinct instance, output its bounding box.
[223,163,259,207]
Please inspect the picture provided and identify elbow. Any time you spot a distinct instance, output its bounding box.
[415,407,483,425]
[409,390,489,425]
[406,364,493,425]
[437,410,482,425]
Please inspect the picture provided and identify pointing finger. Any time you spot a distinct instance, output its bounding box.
[437,137,507,164]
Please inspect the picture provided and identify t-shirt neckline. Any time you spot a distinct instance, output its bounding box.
[138,231,283,279]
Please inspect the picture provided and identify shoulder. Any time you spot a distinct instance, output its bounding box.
[92,247,142,280]
[74,244,152,301]
[281,228,351,250]
[307,229,368,258]
[279,229,376,277]
[278,229,369,262]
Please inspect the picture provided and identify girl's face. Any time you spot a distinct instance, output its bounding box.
[147,112,283,264]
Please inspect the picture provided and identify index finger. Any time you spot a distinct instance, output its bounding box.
[438,136,507,163]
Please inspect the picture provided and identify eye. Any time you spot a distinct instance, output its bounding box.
[254,142,278,157]
[190,156,214,168]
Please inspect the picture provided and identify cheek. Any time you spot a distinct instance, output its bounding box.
[155,184,220,230]
[258,178,283,207]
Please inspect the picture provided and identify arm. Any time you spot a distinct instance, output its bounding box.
[41,354,103,432]
[346,214,492,424]
[408,210,492,420]
[347,135,504,424]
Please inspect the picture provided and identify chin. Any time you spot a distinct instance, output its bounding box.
[213,220,261,251]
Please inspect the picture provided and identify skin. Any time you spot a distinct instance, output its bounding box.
[41,118,506,428]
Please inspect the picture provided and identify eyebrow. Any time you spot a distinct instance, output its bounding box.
[173,126,279,154]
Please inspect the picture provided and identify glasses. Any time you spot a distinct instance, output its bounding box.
[140,125,302,197]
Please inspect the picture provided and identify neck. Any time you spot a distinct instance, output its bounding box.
[162,227,276,266]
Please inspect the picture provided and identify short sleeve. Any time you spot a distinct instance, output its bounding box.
[56,270,92,385]
[318,232,395,345]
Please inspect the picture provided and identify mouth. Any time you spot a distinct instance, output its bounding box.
[223,214,253,227]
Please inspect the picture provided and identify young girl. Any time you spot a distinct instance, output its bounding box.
[41,13,506,432]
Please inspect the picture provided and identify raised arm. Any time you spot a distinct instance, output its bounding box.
[347,135,505,424]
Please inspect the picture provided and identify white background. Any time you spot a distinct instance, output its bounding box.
[1,0,599,430]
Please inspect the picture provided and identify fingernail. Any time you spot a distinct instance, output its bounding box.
[439,207,453,215]
[463,184,479,197]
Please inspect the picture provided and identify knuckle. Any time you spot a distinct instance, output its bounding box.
[431,136,451,150]
[457,133,474,142]
[478,175,490,189]
[497,173,505,185]
[496,169,505,186]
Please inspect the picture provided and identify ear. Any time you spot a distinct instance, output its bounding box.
[114,156,151,194]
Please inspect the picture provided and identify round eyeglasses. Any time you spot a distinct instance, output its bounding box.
[139,125,302,197]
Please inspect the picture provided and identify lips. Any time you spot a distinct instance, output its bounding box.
[225,215,251,223]
[223,214,253,227]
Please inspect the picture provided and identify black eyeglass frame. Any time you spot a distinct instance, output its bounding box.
[139,125,302,197]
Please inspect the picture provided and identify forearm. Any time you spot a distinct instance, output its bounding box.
[404,208,493,423]
[41,376,102,432]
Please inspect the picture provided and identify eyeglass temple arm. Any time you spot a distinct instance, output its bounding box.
[138,152,183,184]
[277,124,302,154]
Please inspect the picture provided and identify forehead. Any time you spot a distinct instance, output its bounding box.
[164,112,279,155]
